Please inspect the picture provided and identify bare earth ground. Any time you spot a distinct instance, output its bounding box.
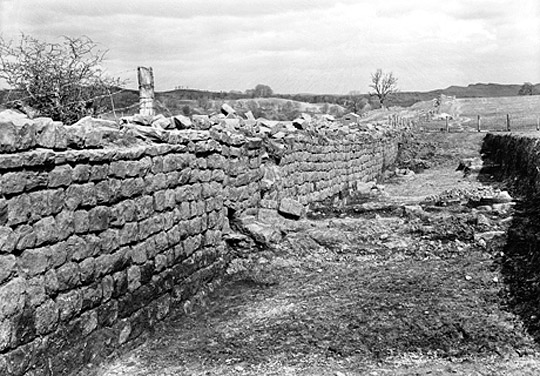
[88,133,540,376]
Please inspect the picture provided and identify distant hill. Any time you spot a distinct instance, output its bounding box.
[1,82,538,116]
[390,83,540,107]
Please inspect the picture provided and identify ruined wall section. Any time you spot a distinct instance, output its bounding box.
[0,130,239,375]
[0,117,400,375]
[482,133,540,195]
[260,131,399,209]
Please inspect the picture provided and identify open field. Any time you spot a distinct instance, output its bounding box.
[410,95,540,132]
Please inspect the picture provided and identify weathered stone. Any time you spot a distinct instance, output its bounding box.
[0,319,14,351]
[34,299,59,335]
[20,248,48,276]
[55,210,75,241]
[56,262,81,291]
[81,284,102,311]
[0,255,15,284]
[56,290,82,321]
[127,265,141,292]
[0,199,7,227]
[119,222,139,246]
[8,194,32,226]
[27,191,48,222]
[152,114,173,129]
[90,164,109,181]
[88,206,109,232]
[173,115,192,129]
[278,198,305,219]
[121,178,145,198]
[0,226,16,254]
[34,118,57,149]
[48,165,73,188]
[73,210,90,234]
[100,229,120,254]
[101,275,114,302]
[49,241,67,268]
[48,189,65,215]
[15,224,36,251]
[130,243,147,264]
[26,276,46,307]
[66,235,90,261]
[0,121,20,153]
[80,309,98,336]
[78,257,95,284]
[0,277,26,317]
[33,216,57,246]
[72,164,91,182]
[0,172,26,195]
[113,270,128,298]
[44,269,59,296]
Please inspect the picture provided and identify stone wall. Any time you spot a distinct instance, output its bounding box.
[482,132,540,195]
[0,114,401,375]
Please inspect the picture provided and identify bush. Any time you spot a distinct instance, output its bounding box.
[0,34,122,123]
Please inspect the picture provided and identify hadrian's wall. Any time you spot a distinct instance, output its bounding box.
[0,113,401,375]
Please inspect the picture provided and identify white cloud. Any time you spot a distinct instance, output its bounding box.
[1,0,539,93]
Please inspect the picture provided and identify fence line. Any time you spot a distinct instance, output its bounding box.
[413,113,540,133]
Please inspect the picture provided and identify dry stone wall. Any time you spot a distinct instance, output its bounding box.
[0,113,401,376]
[482,133,540,195]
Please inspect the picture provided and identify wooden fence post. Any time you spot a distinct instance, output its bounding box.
[138,66,155,117]
[537,116,539,131]
[445,117,449,133]
[506,114,510,132]
[477,115,481,132]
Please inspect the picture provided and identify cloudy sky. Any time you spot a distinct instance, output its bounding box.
[1,0,539,94]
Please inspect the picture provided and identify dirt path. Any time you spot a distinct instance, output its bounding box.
[88,133,540,376]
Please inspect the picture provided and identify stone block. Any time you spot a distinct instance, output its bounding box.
[20,248,49,277]
[113,271,128,298]
[56,262,81,291]
[81,284,102,311]
[0,277,26,317]
[120,178,145,199]
[72,164,90,182]
[95,180,111,204]
[127,266,141,292]
[73,210,90,234]
[56,290,82,321]
[278,198,305,219]
[0,172,26,195]
[0,318,14,352]
[130,243,147,264]
[48,189,65,215]
[8,194,32,226]
[55,210,75,241]
[79,258,96,284]
[155,254,167,273]
[15,225,36,251]
[26,276,46,307]
[44,269,59,296]
[0,199,6,227]
[88,206,109,232]
[0,255,15,284]
[48,165,73,188]
[34,300,59,335]
[33,216,57,246]
[119,222,139,246]
[101,275,114,302]
[90,164,109,181]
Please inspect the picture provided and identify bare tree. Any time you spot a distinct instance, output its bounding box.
[0,33,122,123]
[368,69,398,109]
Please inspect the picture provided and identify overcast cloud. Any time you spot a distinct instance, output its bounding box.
[1,0,539,93]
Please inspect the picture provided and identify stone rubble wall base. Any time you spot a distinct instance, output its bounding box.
[0,120,401,376]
